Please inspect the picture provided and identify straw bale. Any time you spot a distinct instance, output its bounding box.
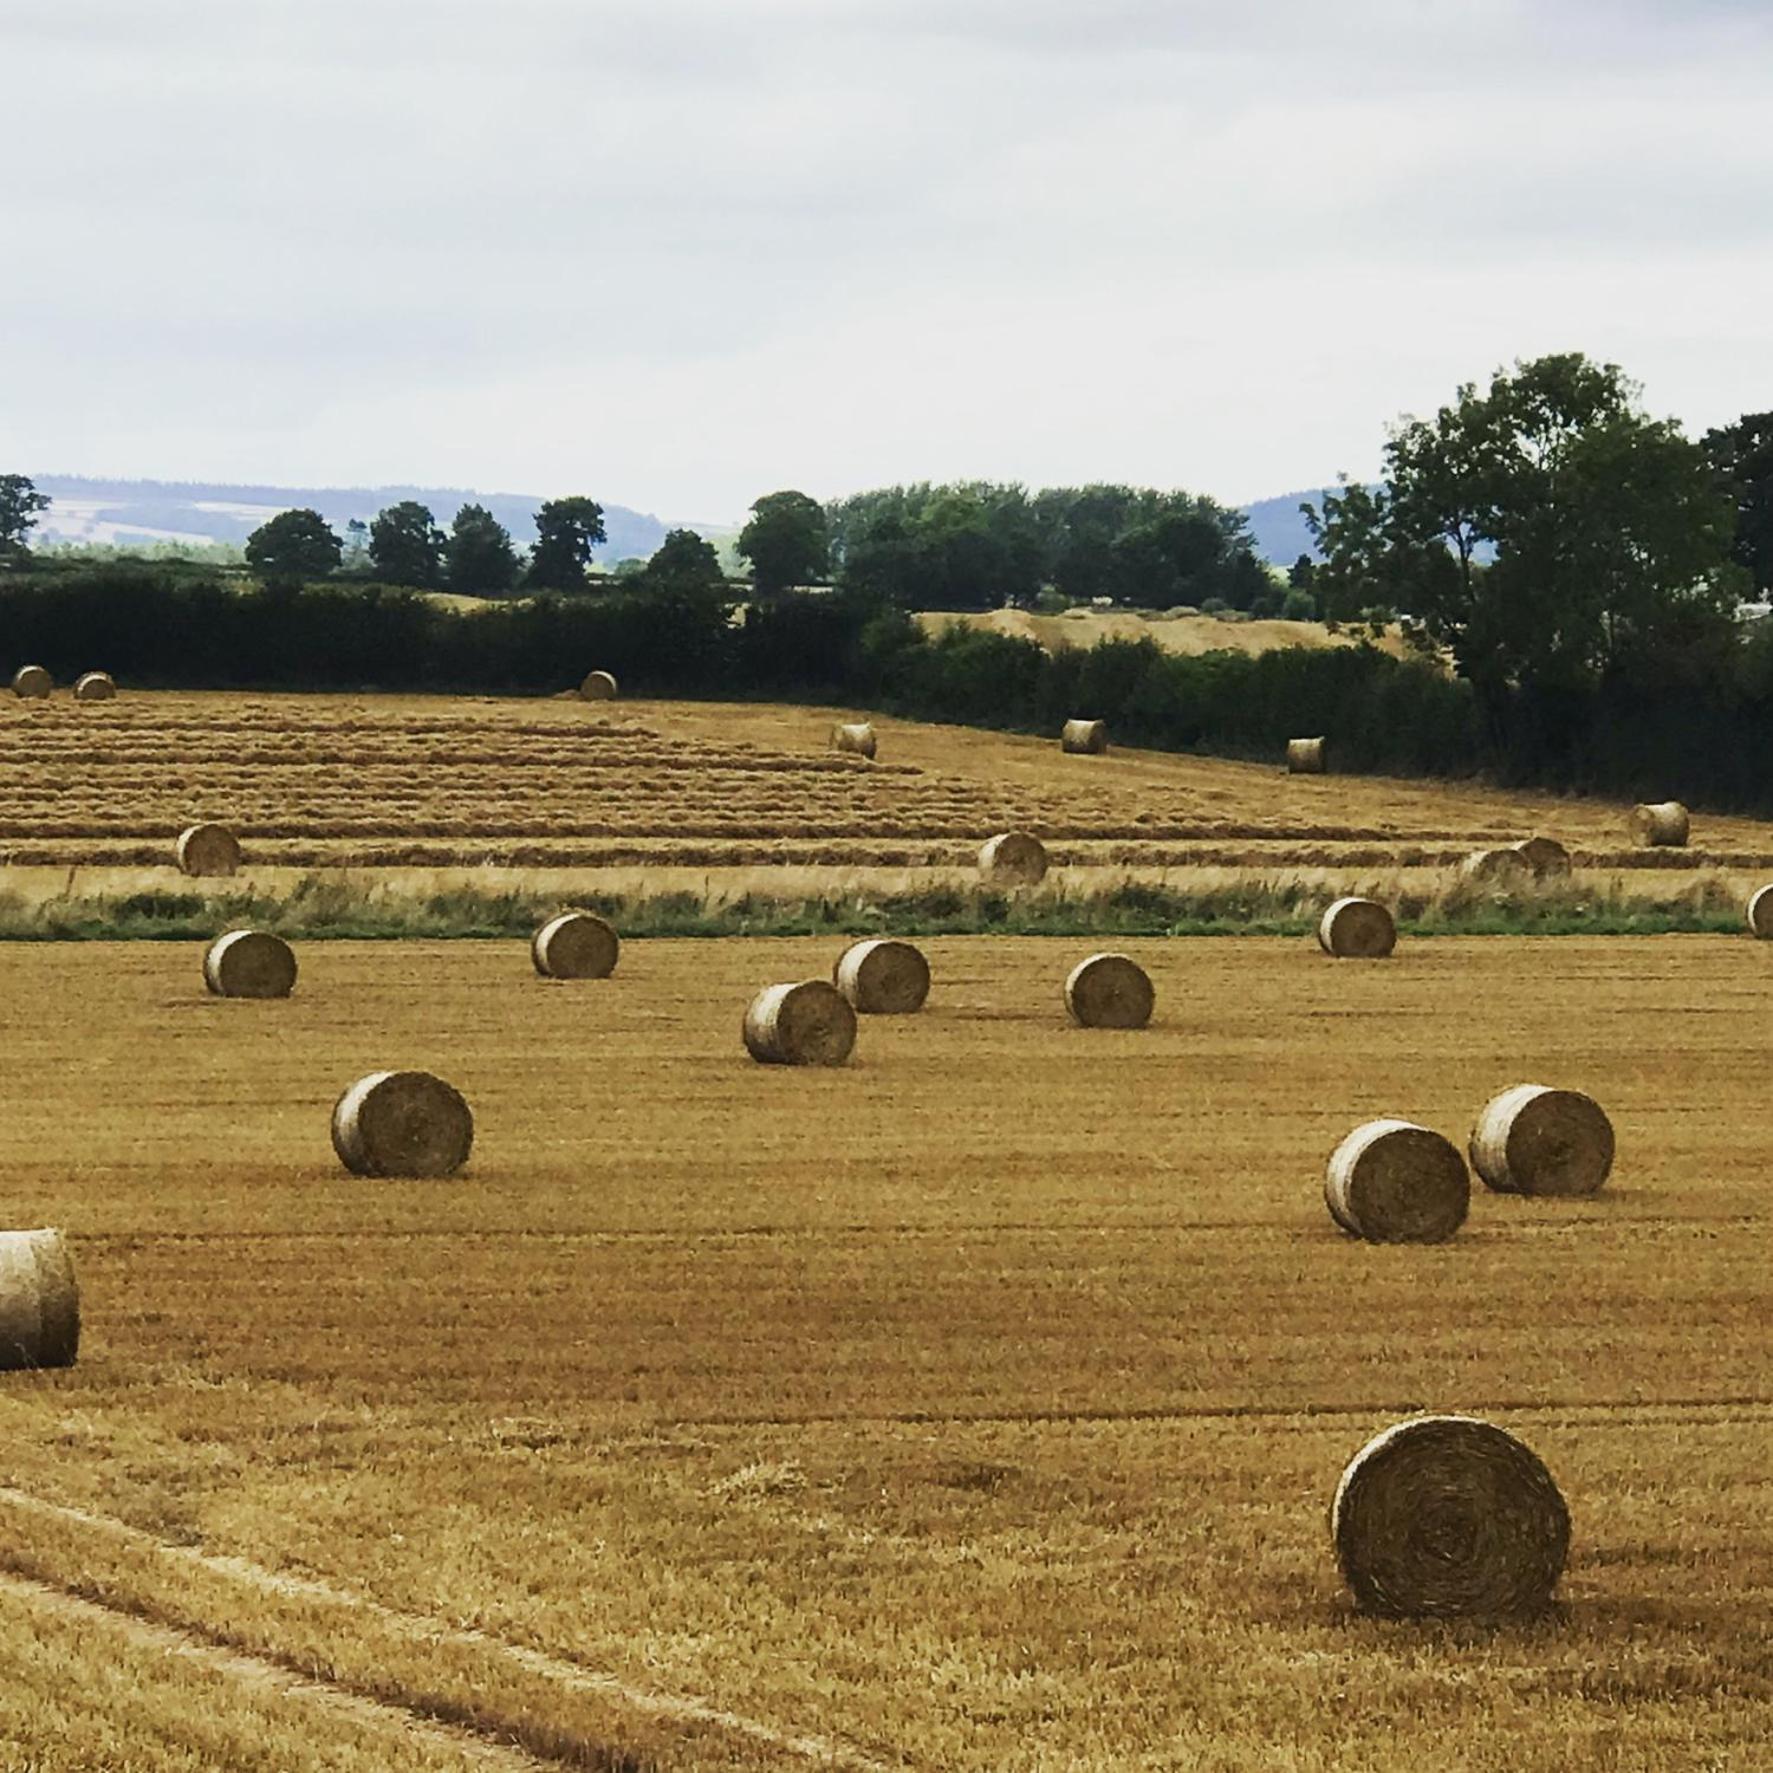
[531,910,620,979]
[1324,1119,1469,1243]
[742,980,857,1065]
[1632,801,1689,847]
[176,822,242,878]
[1333,1415,1570,1617]
[0,1228,80,1370]
[580,670,619,701]
[10,665,51,700]
[1286,736,1326,774]
[1060,718,1109,755]
[203,930,297,999]
[72,672,116,702]
[1469,1083,1614,1196]
[1064,952,1154,1028]
[832,722,878,759]
[978,832,1048,887]
[331,1071,474,1178]
[835,938,930,1014]
[1749,883,1773,938]
[1459,846,1531,885]
[1512,835,1572,877]
[1317,897,1396,958]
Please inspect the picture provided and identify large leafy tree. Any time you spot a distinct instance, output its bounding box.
[641,527,727,595]
[244,508,341,589]
[369,500,446,589]
[526,496,606,592]
[738,490,828,598]
[446,504,521,598]
[0,473,51,564]
[1703,411,1773,597]
[1306,354,1742,715]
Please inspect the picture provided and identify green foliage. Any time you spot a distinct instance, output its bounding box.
[368,501,446,589]
[1703,411,1773,596]
[737,490,828,597]
[446,503,521,599]
[0,474,51,564]
[641,528,726,595]
[526,495,606,592]
[243,508,341,589]
[1280,585,1318,621]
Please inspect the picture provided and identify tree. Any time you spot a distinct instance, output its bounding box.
[738,490,828,598]
[446,504,521,598]
[1703,412,1773,597]
[244,508,341,589]
[369,501,446,589]
[641,528,727,595]
[0,474,51,564]
[526,496,606,592]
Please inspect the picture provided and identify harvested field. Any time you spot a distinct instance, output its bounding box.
[3,936,1773,1767]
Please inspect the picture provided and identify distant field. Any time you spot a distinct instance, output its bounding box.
[3,936,1771,1768]
[918,604,1419,660]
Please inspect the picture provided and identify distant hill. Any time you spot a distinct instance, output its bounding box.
[1238,488,1341,567]
[28,476,674,562]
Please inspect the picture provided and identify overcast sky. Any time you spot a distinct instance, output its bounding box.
[4,0,1770,520]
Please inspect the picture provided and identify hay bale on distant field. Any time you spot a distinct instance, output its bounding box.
[1064,953,1154,1028]
[978,832,1048,887]
[1469,1084,1614,1196]
[835,938,930,1014]
[203,930,297,999]
[743,981,857,1065]
[580,670,619,701]
[176,822,242,878]
[1748,884,1773,938]
[1459,846,1531,885]
[1317,897,1396,958]
[832,722,878,759]
[10,665,51,700]
[72,672,116,702]
[531,910,620,979]
[0,1228,79,1370]
[1512,835,1572,877]
[331,1071,474,1177]
[1332,1415,1570,1618]
[1324,1119,1469,1243]
[1286,736,1326,774]
[1632,801,1689,847]
[1060,718,1108,755]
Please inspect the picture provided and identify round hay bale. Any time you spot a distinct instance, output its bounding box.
[834,938,930,1014]
[1317,897,1396,959]
[72,671,116,702]
[978,832,1048,887]
[1458,846,1532,885]
[1324,1119,1470,1243]
[832,721,878,759]
[1060,718,1108,755]
[1286,736,1326,774]
[531,910,620,980]
[1632,801,1689,847]
[1064,952,1154,1029]
[742,980,857,1066]
[1748,884,1773,938]
[1512,835,1572,878]
[203,930,297,999]
[176,822,242,879]
[1469,1084,1614,1197]
[1332,1415,1570,1618]
[580,669,618,701]
[0,1229,79,1370]
[11,665,51,700]
[331,1071,474,1178]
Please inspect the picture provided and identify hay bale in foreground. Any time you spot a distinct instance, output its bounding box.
[835,938,930,1014]
[978,832,1048,887]
[1469,1083,1614,1196]
[1286,736,1326,774]
[531,910,620,980]
[832,721,878,759]
[203,930,297,999]
[1060,718,1108,755]
[1317,897,1396,959]
[10,665,51,700]
[1333,1415,1570,1618]
[176,822,242,879]
[580,670,618,701]
[1064,953,1154,1028]
[72,671,116,702]
[331,1071,474,1178]
[1324,1119,1469,1243]
[1458,846,1531,886]
[1632,801,1689,847]
[1748,884,1773,938]
[0,1229,79,1370]
[1512,835,1572,877]
[743,981,857,1065]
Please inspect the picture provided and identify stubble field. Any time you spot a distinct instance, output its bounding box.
[3,933,1772,1770]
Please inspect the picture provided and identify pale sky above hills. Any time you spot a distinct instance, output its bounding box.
[4,0,1770,521]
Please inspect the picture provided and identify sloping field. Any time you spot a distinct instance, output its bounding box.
[3,689,1771,879]
[2,936,1771,1767]
[918,606,1420,659]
